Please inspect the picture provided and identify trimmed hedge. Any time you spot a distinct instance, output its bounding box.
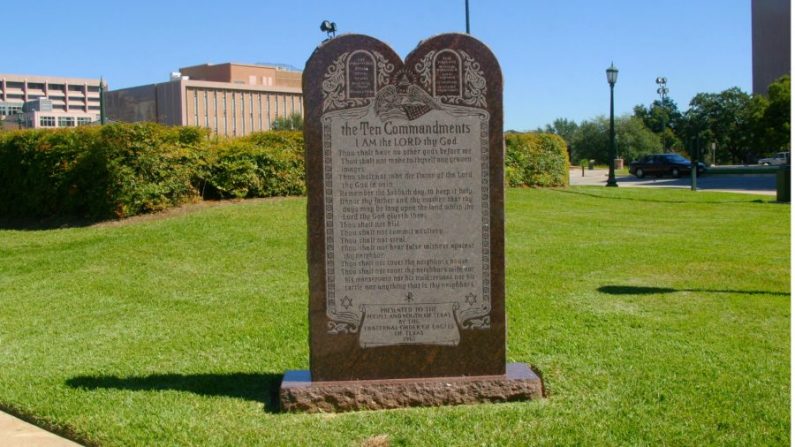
[0,123,304,219]
[505,132,570,187]
[202,131,305,199]
[0,125,566,220]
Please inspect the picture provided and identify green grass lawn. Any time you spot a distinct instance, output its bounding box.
[0,187,789,446]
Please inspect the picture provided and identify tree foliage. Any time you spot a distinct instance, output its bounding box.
[761,75,790,151]
[567,116,659,164]
[542,76,790,165]
[271,112,304,131]
[633,97,683,151]
[680,87,760,163]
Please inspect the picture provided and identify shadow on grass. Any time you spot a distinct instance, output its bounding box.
[0,216,100,231]
[66,372,284,413]
[598,285,789,297]
[552,188,773,204]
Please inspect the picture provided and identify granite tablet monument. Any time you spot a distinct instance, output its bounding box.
[280,33,543,412]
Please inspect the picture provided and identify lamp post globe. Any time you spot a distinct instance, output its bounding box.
[605,63,619,187]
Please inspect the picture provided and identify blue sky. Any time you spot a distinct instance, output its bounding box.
[3,0,751,130]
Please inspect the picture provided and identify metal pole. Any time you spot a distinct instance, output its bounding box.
[465,0,470,34]
[690,137,698,191]
[607,83,618,187]
[99,77,107,125]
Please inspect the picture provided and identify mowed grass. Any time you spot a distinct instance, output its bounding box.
[0,187,789,446]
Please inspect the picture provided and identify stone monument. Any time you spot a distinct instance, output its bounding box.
[280,33,543,412]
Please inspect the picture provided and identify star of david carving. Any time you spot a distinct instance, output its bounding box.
[341,296,352,309]
[464,293,478,305]
[406,292,414,303]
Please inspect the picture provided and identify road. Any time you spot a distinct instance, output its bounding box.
[570,168,777,196]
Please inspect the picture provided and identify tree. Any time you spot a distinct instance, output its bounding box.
[271,112,303,131]
[566,115,660,164]
[680,87,757,164]
[569,117,608,163]
[615,116,662,162]
[760,75,790,152]
[543,118,579,145]
[633,97,683,151]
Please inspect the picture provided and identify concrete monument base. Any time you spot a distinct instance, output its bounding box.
[279,363,543,413]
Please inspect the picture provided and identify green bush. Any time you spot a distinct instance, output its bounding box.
[505,132,570,187]
[1,123,573,221]
[0,124,306,220]
[202,131,305,199]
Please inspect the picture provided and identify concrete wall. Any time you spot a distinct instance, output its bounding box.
[107,77,302,137]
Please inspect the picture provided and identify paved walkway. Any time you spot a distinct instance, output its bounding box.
[570,168,777,196]
[0,411,81,447]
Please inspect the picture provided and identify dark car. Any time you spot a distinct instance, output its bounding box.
[629,154,706,178]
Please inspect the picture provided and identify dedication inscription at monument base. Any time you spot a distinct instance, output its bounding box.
[280,33,543,412]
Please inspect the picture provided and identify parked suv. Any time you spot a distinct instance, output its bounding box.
[758,152,789,165]
[629,154,706,178]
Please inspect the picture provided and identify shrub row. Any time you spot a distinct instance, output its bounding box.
[0,124,568,220]
[0,123,304,219]
[505,132,570,188]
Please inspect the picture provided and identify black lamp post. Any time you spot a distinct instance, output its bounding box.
[606,63,619,187]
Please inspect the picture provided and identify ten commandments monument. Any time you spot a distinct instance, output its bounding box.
[280,33,543,412]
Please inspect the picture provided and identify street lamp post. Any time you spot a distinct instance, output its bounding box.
[606,63,619,187]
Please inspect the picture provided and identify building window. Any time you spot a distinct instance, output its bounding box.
[193,90,199,126]
[58,116,75,127]
[40,116,56,127]
[250,94,255,131]
[77,117,92,126]
[0,104,23,116]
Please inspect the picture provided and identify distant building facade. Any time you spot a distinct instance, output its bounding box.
[0,74,102,129]
[752,0,791,94]
[106,63,303,137]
